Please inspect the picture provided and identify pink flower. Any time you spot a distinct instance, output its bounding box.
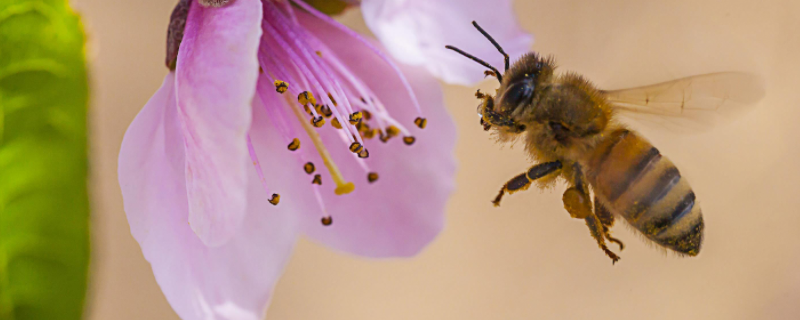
[118,0,527,319]
[360,0,532,85]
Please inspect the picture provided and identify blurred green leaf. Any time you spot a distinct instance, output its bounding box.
[0,0,89,319]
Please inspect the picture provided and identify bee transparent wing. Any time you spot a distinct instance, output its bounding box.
[601,72,764,133]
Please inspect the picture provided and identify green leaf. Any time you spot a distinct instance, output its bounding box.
[0,0,89,319]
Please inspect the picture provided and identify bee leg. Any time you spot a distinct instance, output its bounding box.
[595,197,624,251]
[586,215,621,264]
[562,164,620,264]
[483,110,526,133]
[492,161,562,207]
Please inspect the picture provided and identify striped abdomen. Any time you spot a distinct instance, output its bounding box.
[585,129,703,256]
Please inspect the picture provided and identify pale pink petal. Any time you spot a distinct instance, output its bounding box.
[175,0,263,246]
[361,0,532,85]
[287,12,458,257]
[119,74,300,320]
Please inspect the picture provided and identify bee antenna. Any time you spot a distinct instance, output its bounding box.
[444,45,503,84]
[471,21,510,72]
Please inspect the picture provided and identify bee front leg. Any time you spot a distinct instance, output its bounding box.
[476,94,526,133]
[492,161,562,207]
[563,164,620,264]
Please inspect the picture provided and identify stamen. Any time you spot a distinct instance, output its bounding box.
[367,172,379,183]
[403,136,416,145]
[327,93,337,106]
[298,91,317,106]
[331,118,342,129]
[349,142,363,154]
[268,194,280,205]
[287,138,300,151]
[290,0,424,115]
[321,216,333,226]
[312,174,322,185]
[349,111,363,125]
[274,80,289,93]
[304,162,316,174]
[363,128,377,139]
[319,105,333,117]
[289,96,356,195]
[358,149,369,159]
[386,126,400,137]
[414,117,427,129]
[311,116,325,127]
[248,135,280,206]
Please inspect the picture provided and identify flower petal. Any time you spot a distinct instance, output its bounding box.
[175,0,263,246]
[119,74,300,320]
[291,12,458,257]
[360,0,532,85]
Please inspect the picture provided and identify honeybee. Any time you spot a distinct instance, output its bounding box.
[446,22,764,264]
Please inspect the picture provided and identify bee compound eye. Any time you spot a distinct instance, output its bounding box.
[503,82,534,107]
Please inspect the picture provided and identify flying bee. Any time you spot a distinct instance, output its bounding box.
[446,21,764,264]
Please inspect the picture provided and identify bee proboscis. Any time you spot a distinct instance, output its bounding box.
[447,21,764,264]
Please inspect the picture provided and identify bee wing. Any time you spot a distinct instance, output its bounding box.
[601,72,765,133]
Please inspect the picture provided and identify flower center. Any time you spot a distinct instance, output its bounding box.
[287,94,355,195]
[249,0,428,225]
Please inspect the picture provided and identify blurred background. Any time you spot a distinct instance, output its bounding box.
[77,0,800,319]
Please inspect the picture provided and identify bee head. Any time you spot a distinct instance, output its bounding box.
[445,21,553,125]
[494,52,554,116]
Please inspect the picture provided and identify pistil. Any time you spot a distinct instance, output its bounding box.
[288,96,355,195]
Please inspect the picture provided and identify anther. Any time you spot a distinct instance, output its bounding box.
[379,132,391,143]
[362,110,372,120]
[331,118,342,129]
[311,116,325,127]
[316,50,323,57]
[349,111,363,125]
[312,174,322,185]
[327,93,337,106]
[386,126,400,137]
[367,172,379,183]
[349,142,364,154]
[303,162,316,174]
[363,129,377,139]
[268,193,280,205]
[475,89,485,99]
[321,216,333,226]
[358,149,370,158]
[319,105,333,117]
[298,91,317,106]
[274,80,288,93]
[414,117,427,129]
[287,138,300,151]
[403,136,416,145]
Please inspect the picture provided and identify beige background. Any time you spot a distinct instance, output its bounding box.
[77,0,800,319]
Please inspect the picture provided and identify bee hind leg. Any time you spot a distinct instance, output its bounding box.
[492,161,562,207]
[595,197,624,251]
[563,164,620,264]
[585,215,621,264]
